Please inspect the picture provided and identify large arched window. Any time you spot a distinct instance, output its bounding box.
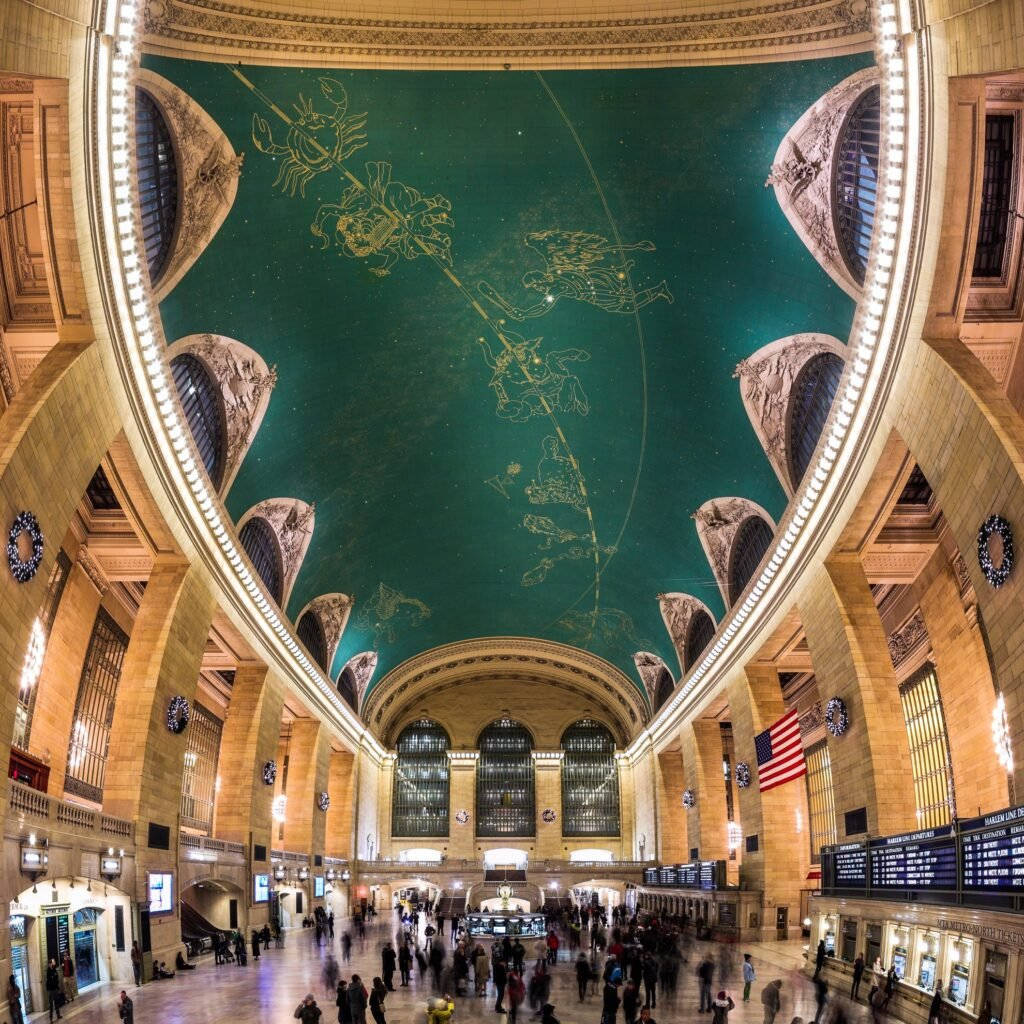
[685,611,716,672]
[238,516,284,606]
[561,720,620,837]
[392,719,450,838]
[653,670,675,713]
[728,516,774,606]
[337,667,358,711]
[135,89,179,282]
[476,719,535,837]
[296,610,328,672]
[786,351,844,489]
[170,354,227,490]
[833,85,880,284]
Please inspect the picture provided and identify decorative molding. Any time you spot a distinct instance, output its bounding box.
[952,552,971,596]
[75,545,109,594]
[767,67,879,299]
[297,593,354,668]
[887,610,928,669]
[136,69,242,302]
[142,0,872,66]
[237,497,315,609]
[734,333,847,496]
[166,334,277,496]
[340,650,378,710]
[798,700,823,736]
[692,497,776,609]
[657,593,716,677]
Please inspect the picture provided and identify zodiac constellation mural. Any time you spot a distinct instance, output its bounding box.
[354,583,431,647]
[557,608,651,651]
[479,230,673,320]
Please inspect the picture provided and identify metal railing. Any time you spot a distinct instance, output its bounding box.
[180,832,246,856]
[6,779,135,842]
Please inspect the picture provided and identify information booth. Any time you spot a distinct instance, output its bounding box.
[465,913,547,938]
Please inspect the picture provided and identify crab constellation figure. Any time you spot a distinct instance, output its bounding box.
[252,77,368,197]
[479,229,674,320]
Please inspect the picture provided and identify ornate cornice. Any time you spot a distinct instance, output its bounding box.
[142,0,871,67]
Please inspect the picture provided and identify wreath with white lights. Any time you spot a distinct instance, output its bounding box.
[542,808,557,823]
[7,511,44,584]
[455,809,470,825]
[825,697,849,737]
[978,515,1014,588]
[318,791,330,812]
[262,760,278,785]
[735,762,752,789]
[682,788,696,808]
[166,695,191,734]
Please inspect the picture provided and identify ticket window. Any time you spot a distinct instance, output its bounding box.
[841,919,859,962]
[866,924,882,970]
[946,939,973,1008]
[824,928,837,956]
[892,945,909,980]
[919,951,937,991]
[982,949,1006,1024]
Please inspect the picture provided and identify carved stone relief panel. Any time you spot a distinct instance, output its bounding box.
[238,497,315,609]
[692,497,776,609]
[657,592,716,676]
[766,67,879,300]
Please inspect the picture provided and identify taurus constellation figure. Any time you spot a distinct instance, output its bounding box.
[477,332,589,422]
[311,161,454,276]
[251,78,367,197]
[479,229,674,320]
[525,435,587,514]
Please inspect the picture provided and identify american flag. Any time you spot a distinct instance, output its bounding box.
[754,708,807,792]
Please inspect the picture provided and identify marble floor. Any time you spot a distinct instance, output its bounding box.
[26,918,895,1024]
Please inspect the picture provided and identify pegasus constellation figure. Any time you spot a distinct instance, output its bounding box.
[479,230,673,320]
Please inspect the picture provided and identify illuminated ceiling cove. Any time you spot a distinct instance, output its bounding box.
[150,55,871,693]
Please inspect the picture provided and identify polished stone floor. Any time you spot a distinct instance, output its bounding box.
[27,916,892,1024]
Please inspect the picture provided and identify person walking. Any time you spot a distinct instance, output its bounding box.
[513,939,526,977]
[118,990,134,1024]
[881,967,897,1010]
[336,980,352,1024]
[251,928,261,962]
[474,945,489,996]
[761,980,782,1024]
[45,958,62,1021]
[130,941,142,986]
[507,970,526,1024]
[60,952,76,1004]
[622,979,640,1024]
[812,978,828,1024]
[602,977,621,1024]
[349,975,369,1024]
[342,932,352,963]
[642,953,658,1009]
[851,954,865,1001]
[295,994,323,1024]
[698,955,714,1014]
[399,943,413,986]
[7,975,25,1024]
[575,952,590,1002]
[370,977,388,1024]
[711,991,735,1024]
[382,942,397,991]
[494,957,508,1013]
[742,954,756,1002]
[813,941,826,980]
[929,982,944,1024]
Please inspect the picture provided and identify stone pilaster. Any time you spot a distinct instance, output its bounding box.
[680,719,728,861]
[800,555,917,837]
[447,752,477,859]
[533,751,563,859]
[656,748,688,862]
[282,718,331,866]
[325,749,356,859]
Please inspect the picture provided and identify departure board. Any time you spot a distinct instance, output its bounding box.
[869,826,956,890]
[961,805,1024,890]
[676,863,700,887]
[657,866,677,885]
[699,861,718,890]
[832,842,868,889]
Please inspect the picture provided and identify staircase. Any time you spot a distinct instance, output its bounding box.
[179,899,224,956]
[435,892,466,917]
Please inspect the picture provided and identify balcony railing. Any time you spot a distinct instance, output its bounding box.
[180,832,246,857]
[6,779,135,842]
[351,858,647,873]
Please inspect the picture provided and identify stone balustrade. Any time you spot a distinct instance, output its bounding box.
[6,779,135,843]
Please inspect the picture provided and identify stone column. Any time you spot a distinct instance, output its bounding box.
[214,662,285,925]
[533,751,563,860]
[282,718,331,872]
[656,748,688,862]
[28,550,104,793]
[727,664,810,939]
[616,753,635,859]
[103,556,216,965]
[372,752,394,860]
[447,752,478,860]
[325,749,356,860]
[800,555,917,837]
[680,719,728,861]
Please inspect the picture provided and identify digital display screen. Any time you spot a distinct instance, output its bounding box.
[868,827,956,890]
[961,805,1024,890]
[315,876,325,898]
[676,863,700,887]
[253,874,269,903]
[657,866,677,885]
[829,843,868,889]
[148,872,174,914]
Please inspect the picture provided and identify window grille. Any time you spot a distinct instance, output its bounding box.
[728,516,774,606]
[171,354,227,490]
[239,516,283,605]
[685,611,716,671]
[561,719,620,836]
[787,352,844,488]
[180,702,222,834]
[476,719,535,837]
[392,719,450,837]
[833,86,881,284]
[297,610,328,672]
[974,114,1017,278]
[135,89,179,282]
[12,549,72,750]
[65,608,129,804]
[899,663,956,828]
[805,739,837,863]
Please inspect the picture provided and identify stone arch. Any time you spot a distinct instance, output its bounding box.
[338,650,378,711]
[693,498,776,610]
[766,66,880,300]
[632,651,674,711]
[135,69,243,303]
[657,593,717,677]
[165,334,276,497]
[237,498,315,610]
[295,593,354,675]
[734,334,847,496]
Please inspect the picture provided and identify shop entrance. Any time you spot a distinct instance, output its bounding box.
[73,909,99,989]
[983,949,1006,1024]
[10,914,32,1016]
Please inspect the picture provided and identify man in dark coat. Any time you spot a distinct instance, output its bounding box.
[398,943,412,985]
[852,954,866,1000]
[381,942,397,991]
[493,958,508,1013]
[118,991,134,1024]
[45,959,62,1021]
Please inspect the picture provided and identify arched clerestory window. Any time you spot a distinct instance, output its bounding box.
[170,353,227,490]
[238,516,284,606]
[786,351,844,489]
[833,85,880,285]
[654,669,675,713]
[392,719,450,837]
[561,719,620,837]
[727,516,774,606]
[296,610,328,672]
[685,611,716,672]
[337,667,358,711]
[135,88,179,283]
[476,719,535,837]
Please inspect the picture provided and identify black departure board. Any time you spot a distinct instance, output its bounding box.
[961,805,1024,891]
[868,826,956,890]
[832,842,868,889]
[676,863,700,887]
[641,861,723,889]
[700,862,717,890]
[657,866,677,885]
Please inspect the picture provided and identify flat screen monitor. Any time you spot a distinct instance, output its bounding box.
[148,872,173,914]
[253,874,269,904]
[315,876,325,898]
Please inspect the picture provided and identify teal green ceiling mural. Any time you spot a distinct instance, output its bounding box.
[149,54,872,695]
